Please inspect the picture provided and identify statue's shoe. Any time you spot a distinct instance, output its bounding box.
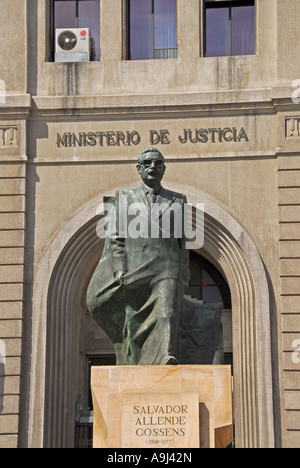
[162,355,179,365]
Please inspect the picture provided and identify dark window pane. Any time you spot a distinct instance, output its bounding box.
[54,0,77,29]
[232,5,255,55]
[203,285,223,305]
[78,0,100,60]
[130,0,153,60]
[206,7,229,57]
[154,0,177,53]
[202,270,215,286]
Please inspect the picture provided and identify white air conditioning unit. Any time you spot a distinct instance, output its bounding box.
[55,28,91,63]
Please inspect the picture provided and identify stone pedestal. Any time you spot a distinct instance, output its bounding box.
[91,365,233,449]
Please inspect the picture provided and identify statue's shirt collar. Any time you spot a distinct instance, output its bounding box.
[141,183,162,196]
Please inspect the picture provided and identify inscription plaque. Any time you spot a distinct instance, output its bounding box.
[121,392,200,448]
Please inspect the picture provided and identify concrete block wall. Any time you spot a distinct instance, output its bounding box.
[279,154,300,447]
[0,163,26,448]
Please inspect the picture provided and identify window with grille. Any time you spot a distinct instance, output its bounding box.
[128,0,178,60]
[204,0,255,57]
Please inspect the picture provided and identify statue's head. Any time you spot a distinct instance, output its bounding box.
[137,147,166,188]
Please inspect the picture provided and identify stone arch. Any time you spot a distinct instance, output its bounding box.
[29,185,275,448]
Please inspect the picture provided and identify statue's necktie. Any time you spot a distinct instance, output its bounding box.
[148,190,157,205]
[146,188,157,205]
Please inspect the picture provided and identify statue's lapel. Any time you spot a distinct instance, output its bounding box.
[131,185,177,217]
[158,188,176,207]
[135,184,149,207]
[155,188,177,220]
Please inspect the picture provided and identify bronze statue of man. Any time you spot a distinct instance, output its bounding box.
[86,147,190,365]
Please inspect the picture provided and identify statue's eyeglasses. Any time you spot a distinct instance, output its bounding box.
[141,159,164,168]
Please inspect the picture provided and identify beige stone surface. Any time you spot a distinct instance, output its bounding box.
[0,164,25,178]
[281,259,300,276]
[4,357,21,375]
[287,432,300,448]
[284,372,300,390]
[91,365,232,449]
[1,396,20,414]
[276,0,300,83]
[279,188,300,205]
[0,213,25,230]
[0,265,24,283]
[0,415,19,434]
[282,315,300,332]
[1,376,20,396]
[282,333,300,351]
[278,171,300,187]
[278,156,300,170]
[0,247,24,264]
[285,392,300,411]
[0,320,22,338]
[281,278,300,295]
[280,242,300,260]
[0,196,25,214]
[0,231,24,248]
[0,0,26,93]
[280,224,300,242]
[281,296,300,314]
[285,412,300,431]
[279,206,300,223]
[283,353,300,372]
[120,392,200,449]
[0,179,25,196]
[1,338,22,357]
[0,283,23,301]
[0,302,23,320]
[0,435,18,449]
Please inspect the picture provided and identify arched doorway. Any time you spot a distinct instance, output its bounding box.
[31,186,275,448]
[73,251,233,448]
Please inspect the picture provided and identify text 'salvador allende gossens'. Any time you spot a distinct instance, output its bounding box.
[133,404,188,438]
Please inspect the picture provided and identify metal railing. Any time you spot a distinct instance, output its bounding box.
[154,48,178,59]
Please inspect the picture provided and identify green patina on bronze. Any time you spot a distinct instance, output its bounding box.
[86,148,222,365]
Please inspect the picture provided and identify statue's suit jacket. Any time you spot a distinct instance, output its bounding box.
[86,184,189,345]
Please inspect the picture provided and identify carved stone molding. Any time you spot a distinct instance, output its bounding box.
[0,126,18,147]
[286,117,300,138]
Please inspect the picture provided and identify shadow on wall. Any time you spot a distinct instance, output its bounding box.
[0,340,5,414]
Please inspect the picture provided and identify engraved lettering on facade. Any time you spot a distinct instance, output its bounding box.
[56,127,250,148]
[286,117,300,138]
[56,130,141,148]
[178,127,249,144]
[0,126,18,147]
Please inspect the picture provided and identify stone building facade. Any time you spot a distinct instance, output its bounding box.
[0,0,299,448]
